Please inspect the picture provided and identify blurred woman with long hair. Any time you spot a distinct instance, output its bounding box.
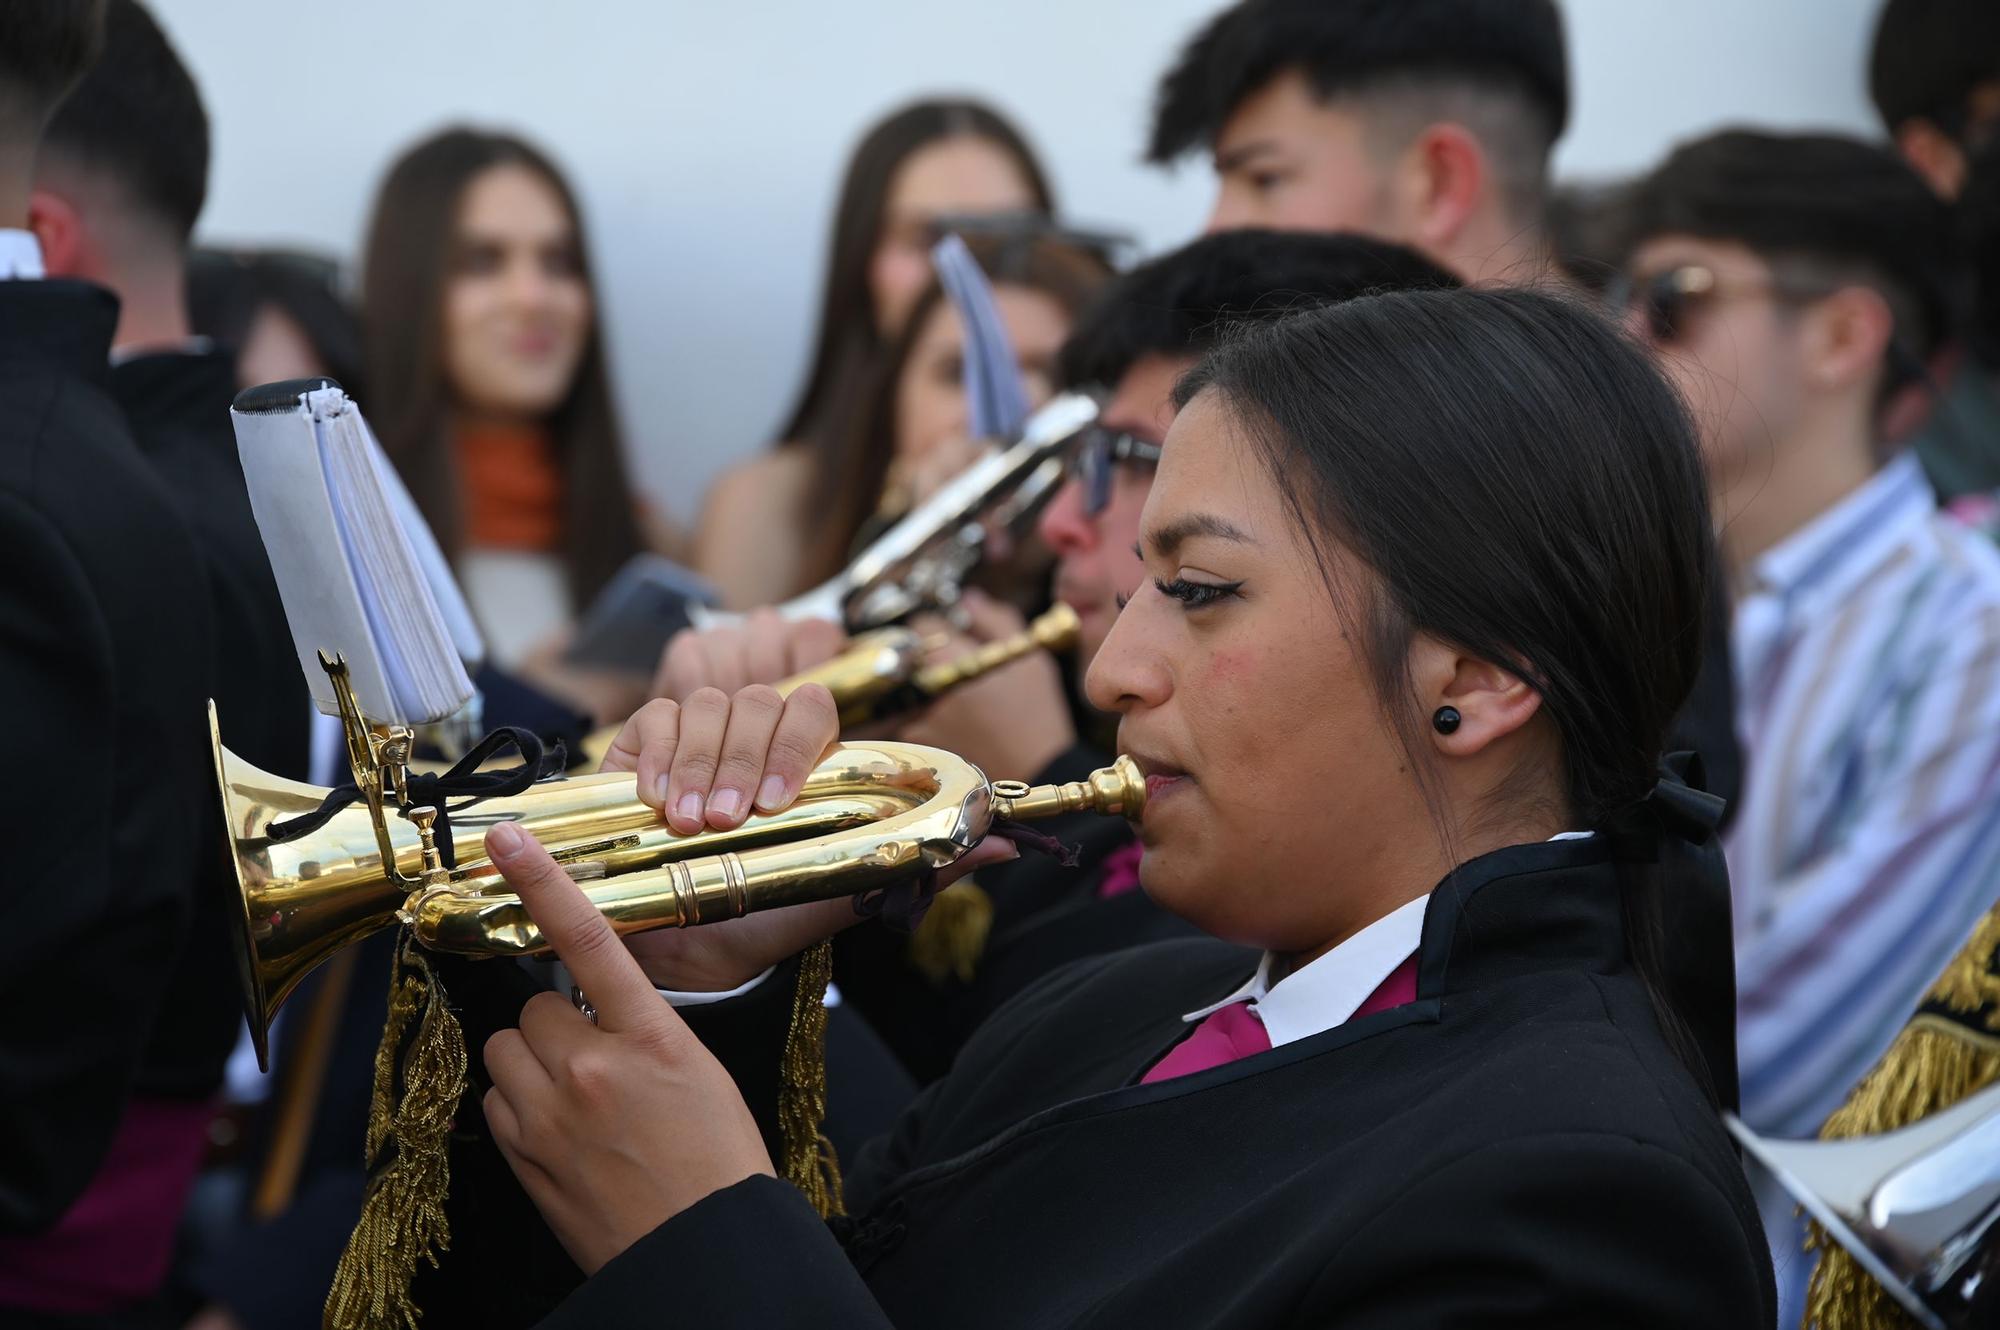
[694,98,1056,606]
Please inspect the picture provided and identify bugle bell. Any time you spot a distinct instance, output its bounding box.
[1727,1081,2000,1330]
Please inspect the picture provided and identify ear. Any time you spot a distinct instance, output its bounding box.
[1399,122,1487,252]
[26,188,86,279]
[1798,285,1896,397]
[1895,120,1966,200]
[1408,636,1543,758]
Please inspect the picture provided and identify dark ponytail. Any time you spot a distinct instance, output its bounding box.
[1179,287,1727,1100]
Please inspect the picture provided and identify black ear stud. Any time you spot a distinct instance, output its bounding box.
[1432,706,1462,735]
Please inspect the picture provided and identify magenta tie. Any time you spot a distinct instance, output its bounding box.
[1141,1000,1271,1083]
[1097,840,1144,899]
[1140,954,1419,1084]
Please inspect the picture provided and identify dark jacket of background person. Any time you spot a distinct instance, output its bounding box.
[0,278,216,1229]
[107,347,309,1112]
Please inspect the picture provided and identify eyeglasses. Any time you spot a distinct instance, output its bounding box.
[1610,264,1831,346]
[1071,425,1163,516]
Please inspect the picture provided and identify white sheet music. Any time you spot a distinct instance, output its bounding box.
[231,383,475,725]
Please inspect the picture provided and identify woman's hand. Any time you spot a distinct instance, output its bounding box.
[482,819,774,1276]
[594,686,1019,991]
[597,685,855,991]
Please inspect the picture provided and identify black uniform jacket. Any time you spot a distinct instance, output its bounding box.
[0,280,215,1229]
[541,836,1776,1329]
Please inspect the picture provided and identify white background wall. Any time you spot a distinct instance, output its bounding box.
[149,0,1885,522]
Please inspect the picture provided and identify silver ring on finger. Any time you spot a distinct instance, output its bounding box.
[570,984,597,1026]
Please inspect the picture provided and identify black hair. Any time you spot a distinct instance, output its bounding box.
[1179,288,1719,1090]
[1959,134,2000,369]
[1543,179,1638,296]
[1869,0,2000,139]
[1624,129,1960,370]
[776,98,1055,446]
[1056,228,1458,391]
[1147,0,1567,205]
[40,0,207,243]
[0,0,106,141]
[187,248,365,396]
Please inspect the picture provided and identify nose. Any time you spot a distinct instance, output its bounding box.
[502,251,558,310]
[1083,590,1170,717]
[1037,473,1097,555]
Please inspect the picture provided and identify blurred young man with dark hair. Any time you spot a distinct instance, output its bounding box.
[0,1,222,1323]
[1868,0,2000,499]
[37,0,309,781]
[1147,0,1567,283]
[1869,0,2000,202]
[1620,128,2000,1321]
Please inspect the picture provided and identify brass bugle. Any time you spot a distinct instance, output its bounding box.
[212,703,1142,1069]
[578,601,1081,768]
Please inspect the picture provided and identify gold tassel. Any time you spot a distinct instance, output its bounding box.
[323,935,469,1330]
[1801,903,2000,1330]
[777,938,845,1218]
[907,880,994,986]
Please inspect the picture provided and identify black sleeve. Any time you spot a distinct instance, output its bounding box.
[415,952,823,1327]
[538,1175,893,1329]
[0,499,137,1231]
[1310,1133,1774,1329]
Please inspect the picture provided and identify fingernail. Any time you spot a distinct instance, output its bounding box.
[652,774,671,808]
[489,821,523,857]
[757,775,787,810]
[709,789,743,823]
[675,792,703,825]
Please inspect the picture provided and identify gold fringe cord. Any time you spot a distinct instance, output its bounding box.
[323,936,469,1330]
[778,938,845,1218]
[1801,901,2000,1330]
[907,880,994,986]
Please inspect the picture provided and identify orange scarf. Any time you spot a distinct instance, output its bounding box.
[455,423,562,551]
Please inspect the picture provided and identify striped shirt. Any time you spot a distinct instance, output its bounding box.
[1730,451,2000,1139]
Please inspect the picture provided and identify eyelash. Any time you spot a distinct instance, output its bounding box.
[1153,577,1243,608]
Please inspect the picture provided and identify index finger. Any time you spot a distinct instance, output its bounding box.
[486,821,665,1034]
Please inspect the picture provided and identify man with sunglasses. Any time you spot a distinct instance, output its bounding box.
[653,230,1456,1081]
[1618,127,2000,1322]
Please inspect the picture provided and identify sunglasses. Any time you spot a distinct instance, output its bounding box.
[1071,425,1163,516]
[1613,265,1721,344]
[1612,264,1836,346]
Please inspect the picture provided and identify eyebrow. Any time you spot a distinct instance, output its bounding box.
[1143,512,1256,559]
[1213,139,1282,174]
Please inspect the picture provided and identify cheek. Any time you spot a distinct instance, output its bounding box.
[871,247,930,336]
[551,279,591,337]
[898,381,963,459]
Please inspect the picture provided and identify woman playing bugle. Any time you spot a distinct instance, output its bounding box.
[467,288,1775,1327]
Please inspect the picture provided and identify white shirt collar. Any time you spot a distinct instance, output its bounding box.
[1181,831,1595,1047]
[0,229,44,280]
